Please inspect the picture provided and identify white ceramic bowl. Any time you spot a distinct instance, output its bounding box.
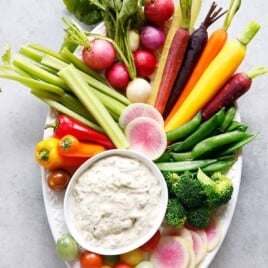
[64,149,168,256]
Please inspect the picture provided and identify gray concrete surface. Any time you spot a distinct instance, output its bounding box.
[0,0,267,267]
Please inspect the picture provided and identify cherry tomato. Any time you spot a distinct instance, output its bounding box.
[101,266,113,268]
[133,50,157,78]
[144,0,174,24]
[114,263,132,268]
[80,251,103,268]
[56,234,79,261]
[140,230,161,252]
[47,169,71,191]
[103,255,120,266]
[120,248,143,266]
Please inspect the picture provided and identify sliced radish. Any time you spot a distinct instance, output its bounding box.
[189,230,207,265]
[119,103,164,129]
[162,227,193,248]
[195,229,208,253]
[150,236,190,268]
[205,217,222,252]
[125,117,167,160]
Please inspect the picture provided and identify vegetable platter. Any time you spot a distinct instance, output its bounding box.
[0,0,267,267]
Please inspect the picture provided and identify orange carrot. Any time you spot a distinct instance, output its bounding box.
[164,21,260,132]
[165,0,241,124]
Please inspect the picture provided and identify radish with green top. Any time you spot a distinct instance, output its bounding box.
[119,103,164,129]
[63,18,116,71]
[150,236,190,268]
[125,117,167,160]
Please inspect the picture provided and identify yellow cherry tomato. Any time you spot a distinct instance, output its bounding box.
[120,248,143,266]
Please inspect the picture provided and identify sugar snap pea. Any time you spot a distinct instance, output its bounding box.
[166,112,202,142]
[202,159,236,173]
[226,120,248,132]
[219,105,237,132]
[173,108,226,152]
[156,159,217,172]
[154,152,172,163]
[170,151,192,161]
[192,131,248,159]
[219,133,257,156]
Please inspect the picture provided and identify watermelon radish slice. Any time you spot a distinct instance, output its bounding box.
[119,102,164,129]
[125,117,167,160]
[205,217,222,252]
[195,229,208,253]
[150,236,190,268]
[189,230,207,265]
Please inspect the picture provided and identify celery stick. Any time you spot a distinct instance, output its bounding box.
[41,53,131,106]
[31,90,103,132]
[13,56,67,89]
[58,64,129,149]
[0,73,65,96]
[20,46,43,62]
[28,43,66,61]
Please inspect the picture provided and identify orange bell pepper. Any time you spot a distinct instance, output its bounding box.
[58,135,105,158]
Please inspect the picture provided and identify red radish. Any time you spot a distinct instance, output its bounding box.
[144,0,175,25]
[105,62,130,91]
[82,39,116,71]
[205,217,222,252]
[119,103,164,129]
[125,117,167,160]
[134,50,157,77]
[202,66,268,120]
[150,236,190,268]
[189,230,207,265]
[141,25,166,51]
[126,78,152,103]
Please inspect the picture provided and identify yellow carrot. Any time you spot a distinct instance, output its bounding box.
[165,21,260,131]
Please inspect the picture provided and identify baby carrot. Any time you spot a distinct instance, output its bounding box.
[165,0,241,124]
[164,21,260,132]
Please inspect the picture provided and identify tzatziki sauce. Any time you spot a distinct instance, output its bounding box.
[70,154,162,250]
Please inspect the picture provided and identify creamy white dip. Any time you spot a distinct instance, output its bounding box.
[70,154,162,250]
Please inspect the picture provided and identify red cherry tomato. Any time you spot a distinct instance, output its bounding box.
[80,251,103,268]
[47,169,71,191]
[133,50,157,78]
[114,263,132,268]
[140,230,161,252]
[144,0,175,24]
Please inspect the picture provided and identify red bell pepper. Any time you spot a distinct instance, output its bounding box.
[45,114,115,149]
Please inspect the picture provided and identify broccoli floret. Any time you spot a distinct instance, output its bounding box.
[197,169,233,208]
[165,198,187,228]
[162,171,181,196]
[186,205,213,229]
[163,171,206,208]
[173,172,206,208]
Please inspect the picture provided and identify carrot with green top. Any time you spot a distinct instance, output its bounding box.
[163,1,226,118]
[164,21,260,132]
[165,0,241,123]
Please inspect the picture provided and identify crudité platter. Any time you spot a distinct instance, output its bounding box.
[1,0,267,267]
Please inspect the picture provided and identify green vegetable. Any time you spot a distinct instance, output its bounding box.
[202,159,236,173]
[156,159,217,172]
[63,0,103,25]
[58,64,129,149]
[165,198,187,228]
[197,169,233,208]
[56,234,79,261]
[226,120,248,132]
[218,105,237,132]
[192,130,248,159]
[166,111,202,142]
[163,171,206,208]
[173,108,226,152]
[186,205,213,229]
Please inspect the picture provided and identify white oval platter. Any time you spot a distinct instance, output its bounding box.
[40,23,243,268]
